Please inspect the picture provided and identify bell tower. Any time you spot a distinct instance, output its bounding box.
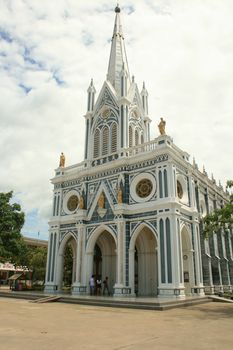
[84,5,151,163]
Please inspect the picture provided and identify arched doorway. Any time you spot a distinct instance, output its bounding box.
[86,229,117,295]
[181,226,194,295]
[130,225,158,296]
[57,235,77,293]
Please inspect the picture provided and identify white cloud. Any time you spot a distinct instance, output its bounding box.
[0,0,232,239]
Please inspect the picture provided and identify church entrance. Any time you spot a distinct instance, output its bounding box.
[58,235,77,293]
[93,244,102,280]
[181,227,194,295]
[90,230,116,295]
[132,226,158,296]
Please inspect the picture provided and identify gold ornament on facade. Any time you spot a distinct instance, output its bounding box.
[102,108,110,119]
[59,152,65,167]
[158,117,166,135]
[117,188,123,204]
[177,181,183,199]
[79,196,85,209]
[67,195,79,211]
[98,192,105,209]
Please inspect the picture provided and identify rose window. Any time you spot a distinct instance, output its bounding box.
[67,195,79,211]
[136,179,153,198]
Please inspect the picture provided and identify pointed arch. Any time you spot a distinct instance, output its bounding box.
[56,232,78,291]
[141,133,144,145]
[86,225,117,254]
[129,222,158,296]
[111,122,118,153]
[93,128,100,158]
[102,126,109,156]
[135,129,139,146]
[59,232,77,254]
[130,222,158,248]
[129,124,133,147]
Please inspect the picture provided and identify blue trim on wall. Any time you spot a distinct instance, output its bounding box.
[160,219,165,283]
[48,233,53,282]
[166,218,172,283]
[85,119,89,159]
[53,197,56,216]
[56,196,60,216]
[159,171,163,198]
[121,105,124,147]
[51,233,57,282]
[164,169,168,197]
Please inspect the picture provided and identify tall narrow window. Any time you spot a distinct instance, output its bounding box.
[129,125,133,147]
[111,123,117,153]
[135,129,139,146]
[93,129,100,158]
[141,134,144,144]
[102,126,109,155]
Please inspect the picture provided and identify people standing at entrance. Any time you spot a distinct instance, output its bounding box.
[103,276,110,296]
[96,276,102,295]
[89,275,95,295]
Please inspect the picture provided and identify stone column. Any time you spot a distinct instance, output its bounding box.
[113,218,130,296]
[157,210,185,298]
[72,223,87,295]
[192,222,205,295]
[44,227,59,293]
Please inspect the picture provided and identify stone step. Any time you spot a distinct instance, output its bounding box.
[0,291,211,311]
[31,296,61,303]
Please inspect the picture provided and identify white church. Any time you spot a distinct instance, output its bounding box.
[45,6,233,297]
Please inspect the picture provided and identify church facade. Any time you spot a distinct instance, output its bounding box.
[45,6,233,297]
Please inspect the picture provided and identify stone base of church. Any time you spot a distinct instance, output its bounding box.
[204,285,215,294]
[191,286,205,296]
[44,284,58,293]
[72,284,87,295]
[113,284,131,297]
[158,287,186,298]
[223,285,232,292]
[214,285,224,293]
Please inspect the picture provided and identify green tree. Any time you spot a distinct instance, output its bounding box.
[203,181,233,237]
[0,191,26,263]
[28,247,47,282]
[63,244,73,286]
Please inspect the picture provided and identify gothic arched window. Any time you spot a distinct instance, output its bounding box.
[129,125,133,148]
[102,126,109,156]
[93,129,100,158]
[111,123,117,153]
[141,133,144,144]
[135,129,139,146]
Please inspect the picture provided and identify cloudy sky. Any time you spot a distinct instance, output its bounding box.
[0,0,232,240]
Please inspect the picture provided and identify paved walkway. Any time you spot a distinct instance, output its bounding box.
[0,296,232,350]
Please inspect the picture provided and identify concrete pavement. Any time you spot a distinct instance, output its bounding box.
[0,297,232,350]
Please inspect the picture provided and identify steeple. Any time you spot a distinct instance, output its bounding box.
[141,82,149,116]
[87,78,96,112]
[107,5,131,96]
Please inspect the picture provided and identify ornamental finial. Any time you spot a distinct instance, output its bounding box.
[115,4,120,13]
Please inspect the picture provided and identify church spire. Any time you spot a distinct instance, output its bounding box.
[107,5,130,96]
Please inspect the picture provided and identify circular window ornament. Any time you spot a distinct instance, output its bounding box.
[130,173,156,203]
[102,108,110,119]
[177,181,183,199]
[67,195,79,212]
[136,179,153,198]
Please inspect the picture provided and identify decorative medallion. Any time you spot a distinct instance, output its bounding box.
[67,195,79,211]
[136,179,153,198]
[102,108,110,119]
[177,181,183,199]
